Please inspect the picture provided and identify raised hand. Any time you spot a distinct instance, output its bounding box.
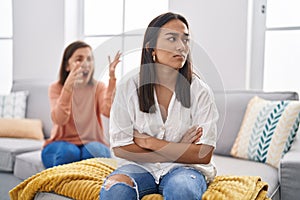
[180,126,203,144]
[108,51,122,79]
[64,61,85,91]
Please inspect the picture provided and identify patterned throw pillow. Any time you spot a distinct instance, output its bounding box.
[0,91,29,118]
[231,96,300,168]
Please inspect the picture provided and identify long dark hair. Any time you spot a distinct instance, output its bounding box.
[138,12,192,113]
[58,40,94,85]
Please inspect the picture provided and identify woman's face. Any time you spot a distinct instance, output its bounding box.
[155,19,190,70]
[67,47,94,84]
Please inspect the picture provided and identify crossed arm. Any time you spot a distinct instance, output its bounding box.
[113,127,214,164]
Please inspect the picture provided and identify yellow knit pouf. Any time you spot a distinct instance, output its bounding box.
[202,175,271,200]
[9,158,116,200]
[142,194,164,200]
[9,159,270,200]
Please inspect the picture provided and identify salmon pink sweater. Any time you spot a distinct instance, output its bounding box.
[43,79,116,147]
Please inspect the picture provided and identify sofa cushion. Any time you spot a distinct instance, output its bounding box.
[14,150,45,180]
[0,118,44,140]
[280,134,300,200]
[0,91,28,118]
[214,90,299,156]
[12,81,52,138]
[230,96,300,168]
[34,192,72,200]
[0,172,22,199]
[0,138,43,172]
[213,154,279,198]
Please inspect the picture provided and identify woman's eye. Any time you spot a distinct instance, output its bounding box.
[87,57,92,62]
[183,38,190,44]
[167,37,176,42]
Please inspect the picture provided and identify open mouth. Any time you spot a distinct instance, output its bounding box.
[82,71,89,77]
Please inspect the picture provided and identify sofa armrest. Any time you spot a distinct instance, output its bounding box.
[280,136,300,200]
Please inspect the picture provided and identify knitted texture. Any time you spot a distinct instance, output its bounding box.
[202,175,271,200]
[10,158,270,200]
[142,194,164,200]
[9,158,116,200]
[142,175,270,200]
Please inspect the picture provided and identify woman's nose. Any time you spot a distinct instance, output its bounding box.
[81,61,89,68]
[176,40,185,52]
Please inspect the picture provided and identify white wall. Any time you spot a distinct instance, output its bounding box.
[169,0,259,90]
[64,0,81,46]
[12,0,265,90]
[13,0,65,82]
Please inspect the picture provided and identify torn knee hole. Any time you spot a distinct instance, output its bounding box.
[104,174,134,190]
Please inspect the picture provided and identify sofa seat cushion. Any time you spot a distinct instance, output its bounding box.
[34,192,72,200]
[213,154,279,198]
[14,150,45,180]
[0,138,43,172]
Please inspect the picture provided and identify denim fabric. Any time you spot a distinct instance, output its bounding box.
[100,164,157,200]
[159,167,207,200]
[41,141,110,168]
[81,142,111,159]
[99,164,207,200]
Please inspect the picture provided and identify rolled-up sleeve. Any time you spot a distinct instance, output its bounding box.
[191,78,219,147]
[109,81,135,148]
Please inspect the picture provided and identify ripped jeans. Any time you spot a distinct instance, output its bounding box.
[99,164,207,200]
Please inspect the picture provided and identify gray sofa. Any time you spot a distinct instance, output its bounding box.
[0,81,51,200]
[1,81,300,200]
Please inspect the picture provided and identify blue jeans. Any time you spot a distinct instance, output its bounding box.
[99,164,207,200]
[41,141,111,168]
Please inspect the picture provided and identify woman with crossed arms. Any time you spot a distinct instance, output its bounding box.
[100,12,219,200]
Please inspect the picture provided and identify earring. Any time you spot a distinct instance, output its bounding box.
[152,54,156,62]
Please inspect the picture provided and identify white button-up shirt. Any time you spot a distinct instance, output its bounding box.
[109,72,219,183]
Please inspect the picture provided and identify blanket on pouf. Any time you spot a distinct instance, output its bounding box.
[9,158,270,200]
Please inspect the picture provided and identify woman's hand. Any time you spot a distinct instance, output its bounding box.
[64,61,85,91]
[133,130,155,150]
[108,51,121,79]
[180,126,202,144]
[134,126,202,150]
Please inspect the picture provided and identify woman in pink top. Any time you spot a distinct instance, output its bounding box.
[42,41,121,168]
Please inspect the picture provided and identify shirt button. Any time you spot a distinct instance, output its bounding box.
[156,163,161,169]
[160,126,165,131]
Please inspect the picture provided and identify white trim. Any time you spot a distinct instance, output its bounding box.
[245,0,254,90]
[78,0,84,40]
